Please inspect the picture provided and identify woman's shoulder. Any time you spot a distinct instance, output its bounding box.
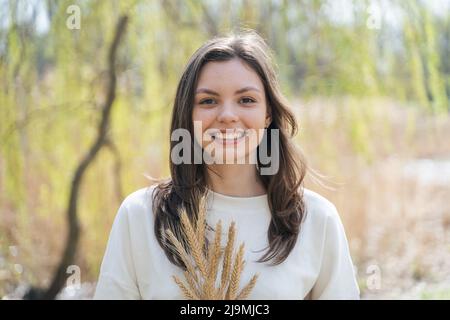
[301,188,341,226]
[116,185,158,221]
[300,188,351,251]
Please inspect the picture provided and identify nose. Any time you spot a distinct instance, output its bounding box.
[216,102,239,124]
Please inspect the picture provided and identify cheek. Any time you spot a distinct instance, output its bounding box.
[192,107,215,146]
[241,108,267,129]
[241,108,268,145]
[192,107,215,126]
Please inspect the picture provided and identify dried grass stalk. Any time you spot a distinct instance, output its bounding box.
[235,274,259,300]
[172,275,199,300]
[179,207,208,278]
[226,243,245,300]
[167,194,259,300]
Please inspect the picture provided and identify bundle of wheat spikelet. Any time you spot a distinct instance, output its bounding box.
[165,195,259,300]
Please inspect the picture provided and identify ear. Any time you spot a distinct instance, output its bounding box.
[265,113,272,128]
[265,104,272,128]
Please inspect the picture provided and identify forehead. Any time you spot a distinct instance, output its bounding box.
[196,58,264,91]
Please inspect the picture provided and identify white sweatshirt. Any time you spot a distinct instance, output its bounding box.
[94,186,360,300]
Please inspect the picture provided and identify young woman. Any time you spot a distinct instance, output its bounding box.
[94,31,360,300]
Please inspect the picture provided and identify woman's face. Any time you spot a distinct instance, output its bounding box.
[192,58,271,164]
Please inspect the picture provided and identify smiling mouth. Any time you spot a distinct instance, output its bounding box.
[209,129,248,143]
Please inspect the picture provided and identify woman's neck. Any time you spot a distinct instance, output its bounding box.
[206,163,266,197]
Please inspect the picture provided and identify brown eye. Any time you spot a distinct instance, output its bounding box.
[199,98,216,105]
[240,97,256,104]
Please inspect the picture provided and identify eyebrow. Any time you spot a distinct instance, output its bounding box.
[195,86,261,95]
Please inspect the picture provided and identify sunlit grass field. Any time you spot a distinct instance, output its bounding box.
[1,97,449,299]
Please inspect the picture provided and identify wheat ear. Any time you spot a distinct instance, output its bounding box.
[184,270,201,298]
[203,220,223,299]
[179,207,208,278]
[165,228,199,283]
[225,243,245,300]
[196,194,207,253]
[235,273,259,300]
[173,275,199,300]
[217,221,236,298]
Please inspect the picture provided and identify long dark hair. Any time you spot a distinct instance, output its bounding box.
[152,30,307,268]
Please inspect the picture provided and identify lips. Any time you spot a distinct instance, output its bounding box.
[208,129,248,143]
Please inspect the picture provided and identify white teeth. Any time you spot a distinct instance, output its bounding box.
[212,130,246,140]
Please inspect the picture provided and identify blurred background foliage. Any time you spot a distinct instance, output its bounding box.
[0,0,449,299]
